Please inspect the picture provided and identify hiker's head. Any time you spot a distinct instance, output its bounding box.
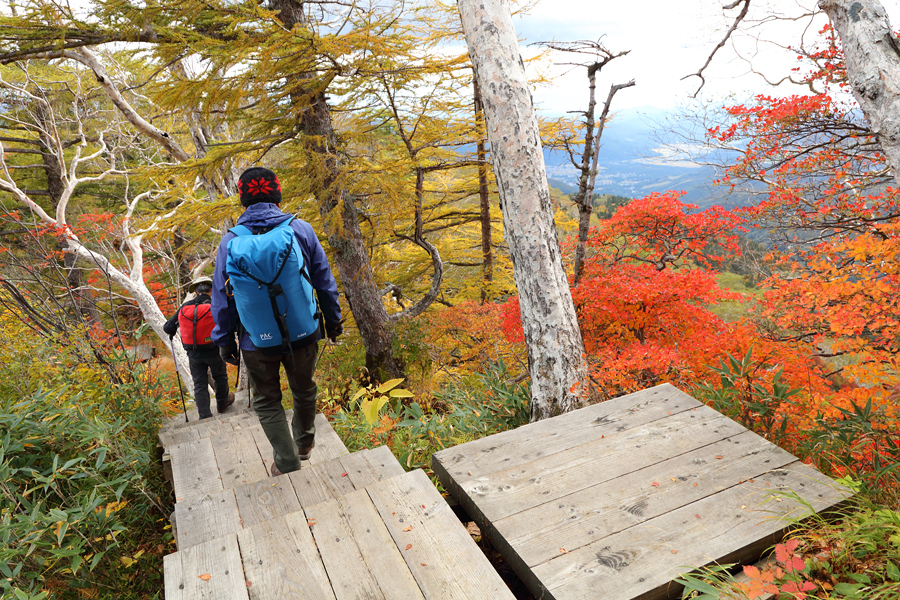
[237,167,282,207]
[189,276,213,295]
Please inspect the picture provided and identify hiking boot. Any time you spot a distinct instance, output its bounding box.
[218,393,235,413]
[298,439,315,461]
[270,462,282,477]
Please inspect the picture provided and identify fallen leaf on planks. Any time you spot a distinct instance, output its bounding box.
[403,526,412,532]
[198,574,211,582]
[405,544,413,550]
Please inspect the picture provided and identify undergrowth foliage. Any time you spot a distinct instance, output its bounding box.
[329,360,529,476]
[0,317,171,600]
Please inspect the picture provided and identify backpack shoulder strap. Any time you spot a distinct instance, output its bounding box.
[230,224,252,237]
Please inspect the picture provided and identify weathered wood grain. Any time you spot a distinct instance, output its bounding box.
[433,384,701,487]
[310,413,349,464]
[173,489,242,550]
[360,445,406,481]
[235,477,302,530]
[289,462,336,507]
[172,533,249,600]
[316,488,425,600]
[314,454,358,498]
[367,470,516,600]
[532,461,850,600]
[462,406,746,522]
[213,428,268,489]
[192,419,234,441]
[336,449,379,490]
[159,426,200,450]
[495,430,798,567]
[304,492,389,600]
[170,437,223,504]
[237,511,337,600]
[163,552,183,600]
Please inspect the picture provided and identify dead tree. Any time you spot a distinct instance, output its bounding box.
[539,40,635,284]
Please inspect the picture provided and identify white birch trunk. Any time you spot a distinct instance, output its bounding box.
[820,0,900,182]
[457,0,589,420]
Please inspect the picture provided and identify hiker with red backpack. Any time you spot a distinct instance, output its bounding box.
[163,276,236,419]
[210,167,342,477]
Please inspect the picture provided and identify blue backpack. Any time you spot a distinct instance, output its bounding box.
[225,217,322,354]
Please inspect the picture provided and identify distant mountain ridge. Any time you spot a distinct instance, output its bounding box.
[543,106,746,210]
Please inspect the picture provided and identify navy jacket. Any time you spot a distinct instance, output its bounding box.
[211,203,341,351]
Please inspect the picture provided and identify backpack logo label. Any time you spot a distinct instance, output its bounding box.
[260,333,273,340]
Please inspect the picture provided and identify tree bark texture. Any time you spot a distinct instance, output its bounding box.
[457,0,589,420]
[269,0,405,381]
[301,96,406,380]
[474,79,494,303]
[821,0,900,182]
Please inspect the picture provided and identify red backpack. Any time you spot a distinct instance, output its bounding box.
[178,299,215,349]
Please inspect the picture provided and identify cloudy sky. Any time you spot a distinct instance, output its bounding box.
[509,0,900,117]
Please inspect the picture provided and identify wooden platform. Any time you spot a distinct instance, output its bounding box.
[432,383,852,600]
[159,392,517,599]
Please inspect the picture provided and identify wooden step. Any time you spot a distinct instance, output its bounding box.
[173,445,406,550]
[164,469,516,600]
[164,412,349,500]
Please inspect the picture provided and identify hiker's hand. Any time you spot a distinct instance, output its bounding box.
[326,321,343,342]
[220,342,240,366]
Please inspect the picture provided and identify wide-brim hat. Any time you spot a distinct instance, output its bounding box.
[188,276,213,293]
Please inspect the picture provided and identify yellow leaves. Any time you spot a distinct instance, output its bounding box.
[360,396,390,426]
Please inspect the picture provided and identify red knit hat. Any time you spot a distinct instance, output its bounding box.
[237,167,282,206]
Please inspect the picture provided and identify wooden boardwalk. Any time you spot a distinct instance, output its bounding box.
[432,383,852,600]
[158,391,515,600]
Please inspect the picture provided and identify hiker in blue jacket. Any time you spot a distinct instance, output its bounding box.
[210,167,342,476]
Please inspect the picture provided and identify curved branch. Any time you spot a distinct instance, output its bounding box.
[683,0,751,97]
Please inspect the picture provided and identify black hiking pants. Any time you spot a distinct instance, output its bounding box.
[187,348,230,419]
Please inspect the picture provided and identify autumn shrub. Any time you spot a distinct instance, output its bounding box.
[0,319,172,600]
[330,360,529,474]
[676,493,900,600]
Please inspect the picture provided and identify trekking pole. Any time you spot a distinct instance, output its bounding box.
[167,336,189,423]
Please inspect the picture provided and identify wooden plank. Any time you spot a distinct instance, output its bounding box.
[495,430,798,568]
[461,406,746,522]
[235,477,303,530]
[315,489,426,600]
[433,383,701,487]
[337,449,379,490]
[360,444,406,481]
[248,425,275,475]
[304,492,389,600]
[173,489,242,550]
[163,552,184,600]
[237,511,337,600]
[159,426,200,450]
[213,428,269,489]
[531,461,851,600]
[170,438,223,504]
[313,455,358,498]
[367,470,516,600]
[289,461,337,507]
[176,533,249,600]
[310,413,349,464]
[193,419,235,441]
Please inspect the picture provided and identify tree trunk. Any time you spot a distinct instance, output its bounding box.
[457,0,589,420]
[820,0,900,182]
[269,0,405,381]
[474,79,494,303]
[572,66,599,286]
[302,95,405,381]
